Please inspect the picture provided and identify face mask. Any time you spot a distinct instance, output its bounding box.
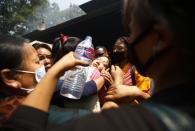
[15,65,46,83]
[20,87,34,93]
[112,51,126,63]
[128,27,173,74]
[35,65,46,82]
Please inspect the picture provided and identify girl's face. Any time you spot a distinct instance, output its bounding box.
[37,47,52,70]
[91,56,109,71]
[113,41,128,54]
[16,43,42,89]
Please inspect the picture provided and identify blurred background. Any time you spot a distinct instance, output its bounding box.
[0,0,125,49]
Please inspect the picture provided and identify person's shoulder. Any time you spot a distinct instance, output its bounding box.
[102,104,167,131]
[62,104,167,131]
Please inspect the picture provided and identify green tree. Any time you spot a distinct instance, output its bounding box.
[24,2,86,34]
[0,0,47,35]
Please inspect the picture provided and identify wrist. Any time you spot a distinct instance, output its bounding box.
[46,66,61,79]
[99,76,106,82]
[114,79,123,85]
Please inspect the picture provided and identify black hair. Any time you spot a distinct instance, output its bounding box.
[116,36,129,49]
[0,35,28,84]
[32,43,39,49]
[32,43,52,52]
[112,36,133,63]
[0,35,28,70]
[95,46,109,58]
[52,36,81,63]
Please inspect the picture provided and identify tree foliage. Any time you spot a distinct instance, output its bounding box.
[0,0,86,35]
[24,3,86,34]
[0,0,48,35]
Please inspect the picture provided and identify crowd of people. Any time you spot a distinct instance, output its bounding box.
[0,31,151,127]
[0,0,194,130]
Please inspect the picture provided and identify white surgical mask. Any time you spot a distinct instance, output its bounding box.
[35,66,46,82]
[15,65,46,83]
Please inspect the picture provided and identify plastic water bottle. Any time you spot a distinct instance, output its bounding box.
[74,36,94,64]
[60,36,95,99]
[60,67,87,99]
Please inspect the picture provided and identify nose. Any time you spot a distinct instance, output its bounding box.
[113,49,117,53]
[44,58,51,63]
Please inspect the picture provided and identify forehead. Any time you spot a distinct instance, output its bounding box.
[95,47,105,54]
[23,43,37,55]
[114,41,126,48]
[22,44,38,64]
[96,56,109,63]
[37,47,51,55]
[96,47,104,51]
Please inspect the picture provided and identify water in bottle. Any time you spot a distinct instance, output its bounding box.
[60,67,86,99]
[60,36,95,99]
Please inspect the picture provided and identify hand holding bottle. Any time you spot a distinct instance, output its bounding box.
[51,51,88,77]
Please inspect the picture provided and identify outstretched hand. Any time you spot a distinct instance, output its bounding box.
[22,52,88,112]
[105,85,150,103]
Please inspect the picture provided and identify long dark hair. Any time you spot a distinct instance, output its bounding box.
[0,35,28,84]
[52,36,81,63]
[111,36,133,64]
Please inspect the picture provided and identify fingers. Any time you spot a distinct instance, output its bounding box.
[101,67,106,72]
[106,90,114,95]
[105,77,113,84]
[101,73,111,78]
[111,65,120,70]
[76,59,89,66]
[100,67,113,84]
[58,51,89,70]
[105,88,117,100]
[102,101,119,110]
[101,72,113,84]
[107,86,116,92]
[102,74,110,81]
[114,66,123,74]
[101,68,111,77]
[101,67,109,73]
[111,65,115,73]
[111,65,122,74]
[138,91,151,99]
[105,95,115,100]
[115,65,121,71]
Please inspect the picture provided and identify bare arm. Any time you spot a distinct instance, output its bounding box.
[104,65,150,107]
[22,52,87,112]
[94,76,105,91]
[94,68,113,91]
